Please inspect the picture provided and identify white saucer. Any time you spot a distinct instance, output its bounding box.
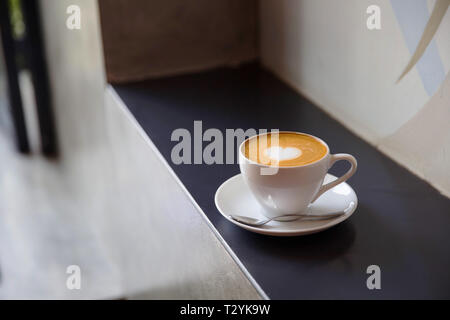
[215,173,358,236]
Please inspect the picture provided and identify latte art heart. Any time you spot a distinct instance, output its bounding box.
[264,146,302,161]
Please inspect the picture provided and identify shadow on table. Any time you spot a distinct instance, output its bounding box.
[232,219,356,265]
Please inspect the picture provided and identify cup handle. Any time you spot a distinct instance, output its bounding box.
[311,153,357,202]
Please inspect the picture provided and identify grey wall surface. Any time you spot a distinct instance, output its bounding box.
[0,0,261,299]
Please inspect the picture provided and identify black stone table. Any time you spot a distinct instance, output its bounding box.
[114,63,450,299]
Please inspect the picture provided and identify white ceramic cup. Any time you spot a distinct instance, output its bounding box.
[239,132,357,220]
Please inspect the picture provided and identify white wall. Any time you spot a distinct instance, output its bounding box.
[260,0,450,197]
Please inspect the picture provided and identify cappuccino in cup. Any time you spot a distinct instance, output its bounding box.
[239,132,357,219]
[243,132,328,167]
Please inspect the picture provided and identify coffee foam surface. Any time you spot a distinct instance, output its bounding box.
[243,132,328,167]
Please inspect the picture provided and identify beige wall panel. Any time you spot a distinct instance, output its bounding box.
[98,0,258,83]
